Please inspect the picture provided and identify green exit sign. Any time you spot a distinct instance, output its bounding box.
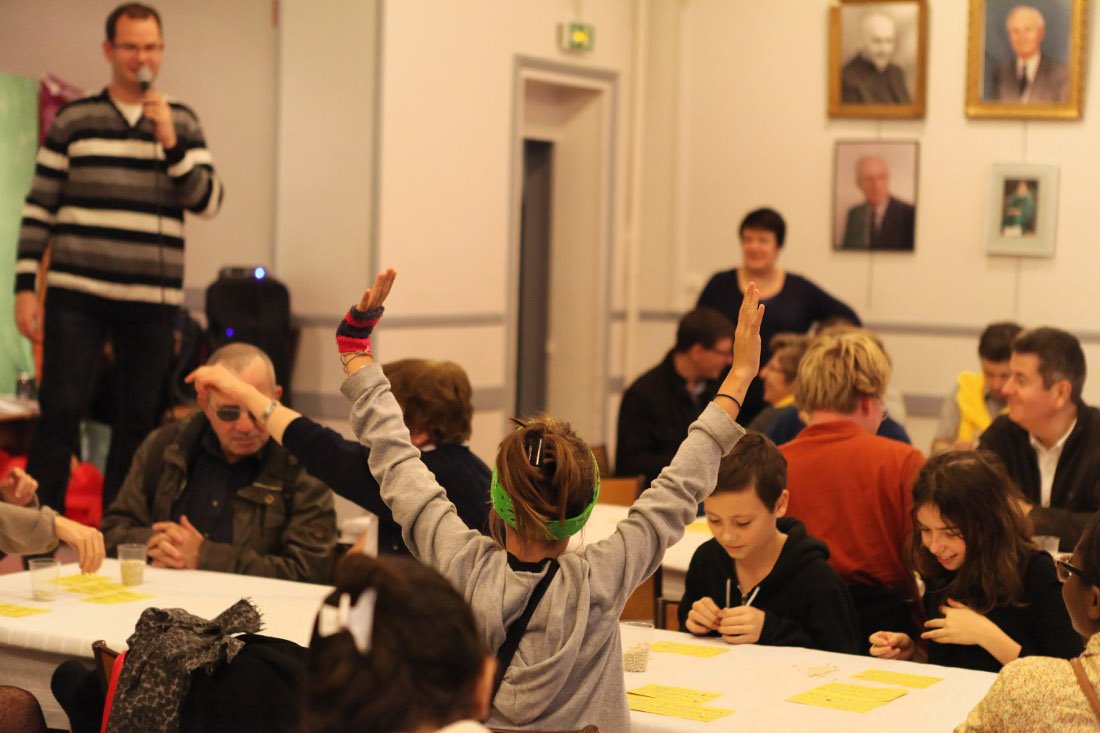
[560,22,594,52]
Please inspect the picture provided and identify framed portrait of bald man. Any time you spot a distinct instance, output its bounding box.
[833,140,919,252]
[966,0,1087,119]
[829,0,928,119]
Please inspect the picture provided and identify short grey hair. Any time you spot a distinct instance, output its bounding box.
[1007,5,1045,29]
[207,342,277,387]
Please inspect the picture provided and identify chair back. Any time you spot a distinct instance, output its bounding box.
[657,598,681,631]
[597,476,642,506]
[92,640,120,691]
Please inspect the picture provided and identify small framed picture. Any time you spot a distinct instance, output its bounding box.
[833,140,919,252]
[828,0,928,119]
[966,0,1087,120]
[986,164,1058,257]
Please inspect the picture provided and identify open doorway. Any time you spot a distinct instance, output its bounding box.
[516,139,553,419]
[509,61,617,443]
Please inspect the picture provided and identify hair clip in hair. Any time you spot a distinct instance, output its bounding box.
[524,432,544,468]
[317,589,377,654]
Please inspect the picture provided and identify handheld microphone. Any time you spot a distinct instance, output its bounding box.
[137,67,153,92]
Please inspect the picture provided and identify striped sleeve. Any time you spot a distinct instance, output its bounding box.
[164,104,223,218]
[15,117,72,293]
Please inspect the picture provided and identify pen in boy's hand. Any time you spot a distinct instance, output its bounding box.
[744,586,760,607]
[725,578,731,608]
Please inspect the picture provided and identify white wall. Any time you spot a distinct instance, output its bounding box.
[374,0,640,458]
[668,0,1100,453]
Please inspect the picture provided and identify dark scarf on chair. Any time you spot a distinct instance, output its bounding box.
[106,598,262,733]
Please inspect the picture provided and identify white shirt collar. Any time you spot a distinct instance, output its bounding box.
[1029,418,1076,508]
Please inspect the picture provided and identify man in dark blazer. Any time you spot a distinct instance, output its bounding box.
[990,5,1068,103]
[979,327,1100,551]
[841,13,912,104]
[840,156,915,251]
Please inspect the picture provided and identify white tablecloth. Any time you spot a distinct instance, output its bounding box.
[575,503,711,600]
[620,627,997,732]
[0,560,332,727]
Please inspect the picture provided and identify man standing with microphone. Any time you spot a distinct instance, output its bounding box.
[14,3,223,514]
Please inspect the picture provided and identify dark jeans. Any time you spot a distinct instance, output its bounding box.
[26,294,175,513]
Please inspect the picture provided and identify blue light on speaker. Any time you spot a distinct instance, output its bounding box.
[254,266,266,280]
[226,327,235,338]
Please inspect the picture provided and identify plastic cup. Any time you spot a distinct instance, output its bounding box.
[28,558,59,601]
[1034,535,1060,556]
[118,543,147,586]
[621,620,655,672]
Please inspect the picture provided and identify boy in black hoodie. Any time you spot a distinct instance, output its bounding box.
[679,433,862,654]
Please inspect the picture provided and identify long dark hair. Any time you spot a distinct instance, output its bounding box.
[911,451,1034,613]
[302,554,489,733]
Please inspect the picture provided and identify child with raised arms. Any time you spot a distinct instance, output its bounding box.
[190,269,763,733]
[680,432,861,653]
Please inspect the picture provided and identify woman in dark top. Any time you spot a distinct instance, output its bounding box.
[190,358,491,556]
[696,207,859,424]
[870,452,1083,672]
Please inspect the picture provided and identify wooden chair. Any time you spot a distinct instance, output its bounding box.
[657,598,681,631]
[92,640,120,691]
[597,476,642,507]
[589,445,610,478]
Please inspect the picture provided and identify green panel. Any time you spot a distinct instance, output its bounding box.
[0,74,38,395]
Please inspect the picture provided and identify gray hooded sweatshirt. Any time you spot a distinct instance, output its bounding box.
[343,365,745,733]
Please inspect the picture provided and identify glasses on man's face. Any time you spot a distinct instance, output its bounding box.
[112,42,164,55]
[1056,554,1088,584]
[214,405,257,425]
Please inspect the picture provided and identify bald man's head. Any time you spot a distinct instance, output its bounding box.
[861,13,898,71]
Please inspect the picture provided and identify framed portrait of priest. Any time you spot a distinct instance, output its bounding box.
[828,0,928,118]
[833,140,919,252]
[966,0,1087,119]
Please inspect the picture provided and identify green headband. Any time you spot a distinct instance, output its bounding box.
[490,458,601,541]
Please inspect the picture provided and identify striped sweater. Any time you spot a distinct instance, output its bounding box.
[15,89,222,308]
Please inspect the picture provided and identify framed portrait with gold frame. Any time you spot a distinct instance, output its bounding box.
[966,0,1087,119]
[828,0,928,119]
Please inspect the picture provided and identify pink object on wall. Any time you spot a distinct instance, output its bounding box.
[37,74,84,145]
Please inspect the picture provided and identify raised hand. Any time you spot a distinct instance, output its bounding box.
[714,282,764,419]
[338,269,397,360]
[356,268,397,312]
[338,269,396,372]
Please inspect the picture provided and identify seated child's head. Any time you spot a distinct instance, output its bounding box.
[910,451,1030,610]
[384,358,474,446]
[304,554,494,733]
[1062,511,1100,637]
[703,433,788,561]
[490,416,600,545]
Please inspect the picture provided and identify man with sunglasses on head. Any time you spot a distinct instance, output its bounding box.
[101,344,336,583]
[13,3,223,517]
